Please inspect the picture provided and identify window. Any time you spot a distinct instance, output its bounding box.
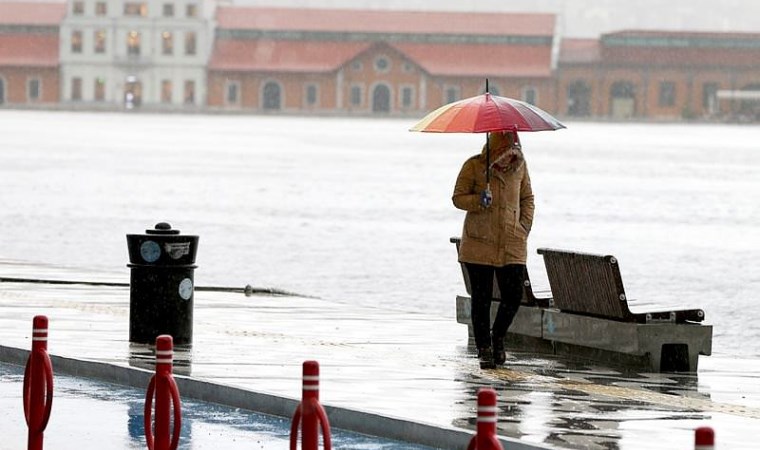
[94,78,105,101]
[186,4,198,17]
[124,3,147,17]
[658,81,676,107]
[127,31,140,56]
[226,82,240,104]
[72,1,84,15]
[95,2,107,16]
[71,77,82,101]
[522,87,537,105]
[305,84,318,106]
[402,62,414,73]
[374,56,390,73]
[350,85,362,106]
[94,30,106,54]
[445,86,459,103]
[71,30,83,53]
[401,86,413,108]
[184,80,195,104]
[162,31,173,55]
[28,79,40,101]
[161,80,172,103]
[351,61,363,71]
[184,32,196,55]
[162,3,174,17]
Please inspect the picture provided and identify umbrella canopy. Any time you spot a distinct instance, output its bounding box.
[409,92,565,133]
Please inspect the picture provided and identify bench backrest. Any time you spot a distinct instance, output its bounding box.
[537,248,634,320]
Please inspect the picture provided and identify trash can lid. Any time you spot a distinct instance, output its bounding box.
[146,222,180,235]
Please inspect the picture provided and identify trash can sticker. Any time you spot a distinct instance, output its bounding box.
[140,241,161,263]
[178,278,193,300]
[165,242,191,260]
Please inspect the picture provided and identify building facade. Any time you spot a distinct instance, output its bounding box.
[58,0,215,109]
[557,31,760,121]
[0,2,65,106]
[206,7,559,115]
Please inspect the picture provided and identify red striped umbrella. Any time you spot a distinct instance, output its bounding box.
[409,92,565,133]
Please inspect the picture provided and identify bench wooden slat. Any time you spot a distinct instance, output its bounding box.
[536,248,705,324]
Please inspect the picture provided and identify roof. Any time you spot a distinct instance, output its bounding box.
[209,39,554,77]
[604,29,760,41]
[216,7,556,37]
[392,42,553,77]
[0,2,65,26]
[599,29,760,66]
[0,33,59,67]
[209,39,370,72]
[559,38,600,63]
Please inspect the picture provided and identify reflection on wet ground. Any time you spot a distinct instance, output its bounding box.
[0,361,435,450]
[1,260,760,449]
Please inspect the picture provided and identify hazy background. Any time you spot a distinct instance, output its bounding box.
[229,0,760,38]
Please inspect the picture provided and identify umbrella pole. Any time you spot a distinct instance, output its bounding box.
[485,133,490,185]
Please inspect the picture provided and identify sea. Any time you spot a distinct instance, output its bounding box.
[0,109,758,360]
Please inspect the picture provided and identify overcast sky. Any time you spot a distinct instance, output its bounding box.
[231,0,760,38]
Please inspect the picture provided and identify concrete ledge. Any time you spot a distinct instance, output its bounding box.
[0,344,552,450]
[456,295,713,372]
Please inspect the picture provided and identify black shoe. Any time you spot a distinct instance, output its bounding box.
[478,347,496,369]
[492,336,506,366]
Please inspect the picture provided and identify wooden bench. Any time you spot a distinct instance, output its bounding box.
[450,238,713,372]
[537,248,705,324]
[536,248,712,372]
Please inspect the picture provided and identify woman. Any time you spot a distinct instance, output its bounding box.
[452,130,534,369]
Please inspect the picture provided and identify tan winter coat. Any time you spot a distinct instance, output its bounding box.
[452,146,534,266]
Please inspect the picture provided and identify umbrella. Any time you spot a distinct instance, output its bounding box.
[410,86,565,188]
[409,93,565,133]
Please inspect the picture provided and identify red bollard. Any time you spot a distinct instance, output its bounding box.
[695,426,715,450]
[466,388,503,450]
[144,335,181,450]
[23,315,54,450]
[290,360,332,450]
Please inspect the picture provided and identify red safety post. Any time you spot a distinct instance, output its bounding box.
[290,360,332,450]
[466,388,503,450]
[23,315,54,450]
[695,426,715,450]
[144,335,181,450]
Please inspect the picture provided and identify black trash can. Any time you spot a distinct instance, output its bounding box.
[126,222,199,345]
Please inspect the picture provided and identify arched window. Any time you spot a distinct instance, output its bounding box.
[262,81,282,110]
[372,84,391,113]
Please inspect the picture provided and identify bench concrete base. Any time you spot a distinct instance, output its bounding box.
[456,295,713,372]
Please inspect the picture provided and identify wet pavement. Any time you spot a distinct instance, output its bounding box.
[0,361,435,449]
[2,260,760,449]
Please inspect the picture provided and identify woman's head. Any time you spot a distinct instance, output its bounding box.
[486,131,519,157]
[486,130,523,170]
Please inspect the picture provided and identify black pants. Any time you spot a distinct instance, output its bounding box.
[464,263,525,350]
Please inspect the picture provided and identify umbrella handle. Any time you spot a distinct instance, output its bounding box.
[480,185,492,208]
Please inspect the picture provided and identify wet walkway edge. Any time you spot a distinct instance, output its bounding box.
[0,344,551,450]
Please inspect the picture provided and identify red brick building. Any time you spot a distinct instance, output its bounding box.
[0,2,64,106]
[2,2,760,121]
[557,30,760,120]
[207,7,558,115]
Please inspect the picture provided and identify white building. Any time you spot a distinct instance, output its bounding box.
[59,0,216,109]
